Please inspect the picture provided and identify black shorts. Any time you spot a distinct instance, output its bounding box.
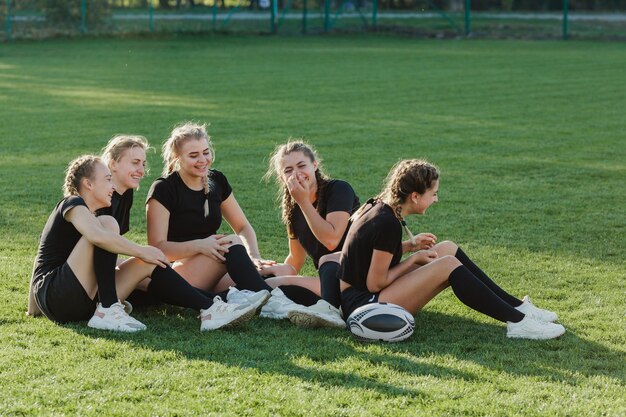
[34,263,96,323]
[340,285,380,319]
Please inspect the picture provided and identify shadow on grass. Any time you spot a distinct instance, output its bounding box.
[64,306,624,397]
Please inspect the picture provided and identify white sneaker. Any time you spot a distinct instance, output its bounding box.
[515,295,558,322]
[87,302,146,332]
[288,300,346,329]
[200,296,256,331]
[507,315,565,340]
[121,300,133,315]
[226,287,271,315]
[260,287,300,319]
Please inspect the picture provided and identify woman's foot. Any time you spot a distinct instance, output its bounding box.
[507,315,565,340]
[200,296,256,331]
[515,295,558,322]
[226,287,271,315]
[87,302,146,332]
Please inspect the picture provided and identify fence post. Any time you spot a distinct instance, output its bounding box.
[80,0,87,34]
[5,0,11,40]
[464,0,470,36]
[212,0,217,31]
[149,1,154,32]
[323,0,330,33]
[562,0,569,40]
[302,0,307,34]
[270,0,277,33]
[372,0,377,29]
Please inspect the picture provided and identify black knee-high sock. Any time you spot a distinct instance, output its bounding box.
[455,247,522,307]
[93,247,118,308]
[448,265,524,323]
[148,266,215,310]
[319,261,341,308]
[224,244,272,292]
[279,285,320,307]
[195,286,229,301]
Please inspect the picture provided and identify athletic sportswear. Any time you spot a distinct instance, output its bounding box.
[146,170,232,242]
[338,200,402,291]
[95,189,133,235]
[290,179,359,268]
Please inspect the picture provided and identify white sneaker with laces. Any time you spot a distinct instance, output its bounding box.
[507,315,565,340]
[259,287,300,319]
[200,296,256,331]
[226,287,271,315]
[515,295,558,322]
[288,300,346,329]
[87,302,146,332]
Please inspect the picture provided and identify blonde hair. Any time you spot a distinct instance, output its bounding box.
[101,134,150,168]
[264,139,330,236]
[162,122,214,217]
[63,155,102,197]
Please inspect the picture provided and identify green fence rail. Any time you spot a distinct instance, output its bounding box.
[2,0,625,41]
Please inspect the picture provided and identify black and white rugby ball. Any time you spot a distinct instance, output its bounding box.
[347,302,415,343]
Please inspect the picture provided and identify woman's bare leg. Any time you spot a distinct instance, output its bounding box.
[66,216,120,299]
[172,254,228,292]
[378,255,461,314]
[432,240,458,257]
[265,276,321,294]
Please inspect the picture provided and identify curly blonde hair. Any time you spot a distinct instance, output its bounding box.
[63,155,102,197]
[264,139,330,237]
[162,122,214,217]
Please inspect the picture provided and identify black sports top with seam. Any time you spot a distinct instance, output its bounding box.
[146,169,232,242]
[289,179,359,269]
[31,196,88,285]
[95,189,133,235]
[337,200,403,291]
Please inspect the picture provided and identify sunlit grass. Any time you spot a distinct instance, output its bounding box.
[0,36,624,416]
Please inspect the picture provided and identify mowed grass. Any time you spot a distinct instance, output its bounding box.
[0,36,624,416]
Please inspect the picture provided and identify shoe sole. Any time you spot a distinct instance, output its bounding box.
[87,317,145,332]
[203,306,257,331]
[287,310,345,329]
[507,326,566,340]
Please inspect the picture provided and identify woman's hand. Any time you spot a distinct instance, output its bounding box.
[258,263,297,277]
[197,234,231,262]
[138,246,171,268]
[286,173,311,206]
[403,232,437,252]
[411,249,438,266]
[252,257,277,270]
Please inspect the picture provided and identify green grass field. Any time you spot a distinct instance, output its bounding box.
[0,36,624,416]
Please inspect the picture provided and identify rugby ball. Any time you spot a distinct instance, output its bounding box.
[347,302,415,343]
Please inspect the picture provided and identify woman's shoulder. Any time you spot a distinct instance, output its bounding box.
[61,195,87,208]
[325,179,356,196]
[208,169,228,181]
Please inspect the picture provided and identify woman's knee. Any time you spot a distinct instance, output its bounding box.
[319,252,340,266]
[434,254,462,272]
[98,215,120,234]
[224,234,243,247]
[434,240,458,257]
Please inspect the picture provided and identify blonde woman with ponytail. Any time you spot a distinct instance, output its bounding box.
[146,122,281,314]
[338,159,566,340]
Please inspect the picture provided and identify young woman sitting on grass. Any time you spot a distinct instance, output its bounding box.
[146,123,332,325]
[338,159,565,340]
[259,140,360,327]
[28,155,260,332]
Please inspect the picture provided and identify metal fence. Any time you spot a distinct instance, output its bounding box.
[2,0,625,40]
